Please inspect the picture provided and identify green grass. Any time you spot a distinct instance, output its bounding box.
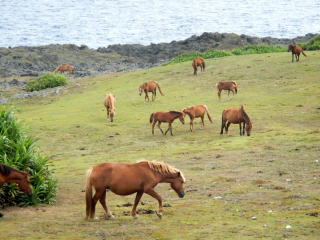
[300,34,320,50]
[1,51,319,240]
[26,73,68,91]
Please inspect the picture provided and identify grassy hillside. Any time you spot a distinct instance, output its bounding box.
[1,51,320,240]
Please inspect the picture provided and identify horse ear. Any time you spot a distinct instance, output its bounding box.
[240,105,244,109]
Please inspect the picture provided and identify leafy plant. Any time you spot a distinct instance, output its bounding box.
[300,35,320,50]
[26,73,68,92]
[0,109,57,207]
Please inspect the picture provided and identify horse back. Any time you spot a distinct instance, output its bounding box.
[222,108,242,123]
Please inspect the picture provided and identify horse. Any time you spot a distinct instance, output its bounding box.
[0,164,33,217]
[220,105,252,136]
[53,64,75,74]
[139,81,164,102]
[103,93,116,122]
[192,57,205,75]
[182,105,213,132]
[288,44,307,62]
[149,111,185,136]
[216,81,238,99]
[85,160,185,220]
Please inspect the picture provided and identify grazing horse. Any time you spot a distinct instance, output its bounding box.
[53,64,75,74]
[104,93,116,122]
[216,81,238,99]
[288,44,307,62]
[182,104,213,131]
[0,164,33,217]
[192,57,205,75]
[85,160,186,219]
[150,111,185,136]
[220,105,252,136]
[139,81,164,102]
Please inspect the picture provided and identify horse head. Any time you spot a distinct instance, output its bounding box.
[170,172,186,198]
[246,121,252,136]
[288,44,294,51]
[17,171,33,196]
[138,86,143,96]
[178,112,185,124]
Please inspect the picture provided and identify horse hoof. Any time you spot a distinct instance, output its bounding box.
[155,212,163,219]
[105,213,115,220]
[132,215,139,220]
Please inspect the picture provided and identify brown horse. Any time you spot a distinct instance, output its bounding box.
[85,160,186,220]
[150,111,185,136]
[288,44,307,62]
[220,105,252,136]
[139,81,164,102]
[0,164,33,217]
[104,93,116,122]
[216,81,238,99]
[53,64,75,74]
[182,104,213,131]
[192,57,205,75]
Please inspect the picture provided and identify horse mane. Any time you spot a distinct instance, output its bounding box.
[0,164,13,176]
[240,106,251,124]
[141,160,185,182]
[169,111,182,115]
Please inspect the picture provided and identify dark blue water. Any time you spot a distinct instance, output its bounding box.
[1,0,319,48]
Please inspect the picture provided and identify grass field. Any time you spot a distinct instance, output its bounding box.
[1,51,320,240]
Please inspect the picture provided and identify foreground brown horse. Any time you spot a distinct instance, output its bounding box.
[220,105,252,136]
[53,64,75,74]
[182,105,213,131]
[139,81,164,101]
[288,44,307,62]
[150,111,185,136]
[0,164,33,217]
[104,93,116,122]
[192,57,205,75]
[216,81,238,99]
[85,160,185,219]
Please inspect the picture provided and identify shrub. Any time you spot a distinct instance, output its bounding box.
[300,35,320,50]
[231,44,286,55]
[26,73,68,92]
[0,109,57,207]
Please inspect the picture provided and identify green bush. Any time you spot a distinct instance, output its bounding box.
[26,73,68,92]
[231,44,286,55]
[0,109,57,207]
[300,35,320,50]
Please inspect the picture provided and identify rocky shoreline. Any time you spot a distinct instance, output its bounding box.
[0,32,316,78]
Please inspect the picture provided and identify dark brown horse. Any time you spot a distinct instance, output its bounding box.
[216,81,238,99]
[150,111,185,136]
[288,44,307,62]
[0,164,33,217]
[220,105,252,136]
[85,160,186,220]
[53,64,75,74]
[192,57,205,75]
[139,81,164,101]
[182,104,213,131]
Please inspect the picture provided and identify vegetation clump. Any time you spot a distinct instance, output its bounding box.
[0,109,57,207]
[300,34,320,50]
[26,73,68,92]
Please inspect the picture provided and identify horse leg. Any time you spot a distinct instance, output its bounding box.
[220,119,226,135]
[131,191,143,219]
[292,53,294,62]
[225,122,231,134]
[228,90,230,96]
[239,123,243,136]
[99,190,114,219]
[169,123,173,136]
[165,123,172,135]
[152,121,156,135]
[242,122,246,136]
[157,122,164,135]
[145,189,163,218]
[297,53,300,62]
[189,117,194,132]
[152,90,156,101]
[218,90,221,100]
[90,189,103,219]
[201,116,205,128]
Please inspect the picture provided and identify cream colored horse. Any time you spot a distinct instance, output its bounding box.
[104,93,116,122]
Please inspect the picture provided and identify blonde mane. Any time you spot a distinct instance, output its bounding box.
[140,160,185,182]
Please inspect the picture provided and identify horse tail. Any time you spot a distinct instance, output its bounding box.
[156,82,164,96]
[85,167,93,219]
[204,105,213,123]
[149,113,154,124]
[202,60,205,70]
[302,50,307,57]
